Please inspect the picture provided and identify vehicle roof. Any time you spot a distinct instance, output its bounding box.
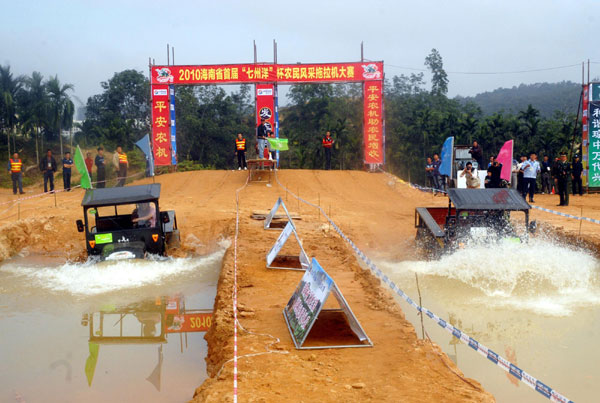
[81,184,161,207]
[448,188,530,211]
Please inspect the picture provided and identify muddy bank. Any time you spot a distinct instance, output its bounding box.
[192,174,494,402]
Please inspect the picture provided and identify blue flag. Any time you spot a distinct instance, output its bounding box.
[439,136,454,177]
[135,134,154,177]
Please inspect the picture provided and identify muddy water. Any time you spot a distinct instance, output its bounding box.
[379,238,600,402]
[0,243,228,403]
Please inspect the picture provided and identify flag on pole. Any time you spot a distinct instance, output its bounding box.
[135,134,155,177]
[439,136,454,177]
[496,140,513,181]
[267,138,289,151]
[74,145,92,189]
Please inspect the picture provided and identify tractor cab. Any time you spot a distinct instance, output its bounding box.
[76,184,179,261]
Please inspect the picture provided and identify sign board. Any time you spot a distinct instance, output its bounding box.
[264,197,294,230]
[283,258,372,349]
[266,221,311,271]
[166,312,212,333]
[588,101,600,187]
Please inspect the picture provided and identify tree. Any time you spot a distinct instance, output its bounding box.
[424,48,449,97]
[79,70,149,149]
[0,65,23,158]
[19,72,49,163]
[46,75,74,156]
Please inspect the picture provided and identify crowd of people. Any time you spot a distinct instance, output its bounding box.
[232,119,336,171]
[425,139,586,207]
[6,146,130,195]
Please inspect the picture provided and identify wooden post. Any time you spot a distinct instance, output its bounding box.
[54,190,57,207]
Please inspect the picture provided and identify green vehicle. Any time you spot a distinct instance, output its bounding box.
[76,184,179,261]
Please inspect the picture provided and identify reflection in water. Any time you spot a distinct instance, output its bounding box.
[379,238,600,402]
[0,245,226,403]
[83,295,213,391]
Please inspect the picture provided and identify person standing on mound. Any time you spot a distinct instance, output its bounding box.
[235,133,247,170]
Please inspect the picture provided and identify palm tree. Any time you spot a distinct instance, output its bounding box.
[0,65,24,158]
[46,75,74,157]
[22,72,48,163]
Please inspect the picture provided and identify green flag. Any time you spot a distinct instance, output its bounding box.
[85,342,100,386]
[267,138,289,151]
[74,145,92,189]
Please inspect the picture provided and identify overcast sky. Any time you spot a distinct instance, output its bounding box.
[2,0,598,107]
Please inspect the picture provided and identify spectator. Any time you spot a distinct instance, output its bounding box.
[511,159,519,189]
[516,155,527,193]
[487,155,494,168]
[322,131,334,170]
[62,151,74,191]
[95,147,106,188]
[572,155,583,196]
[485,156,502,188]
[85,152,93,177]
[256,118,268,159]
[541,155,553,194]
[432,153,443,194]
[235,133,247,170]
[553,152,571,206]
[7,152,24,195]
[468,140,483,168]
[460,162,480,189]
[39,149,57,193]
[425,157,435,189]
[520,152,540,203]
[113,146,128,187]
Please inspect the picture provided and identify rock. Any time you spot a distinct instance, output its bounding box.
[307,353,316,361]
[344,385,352,390]
[239,311,255,318]
[352,382,365,389]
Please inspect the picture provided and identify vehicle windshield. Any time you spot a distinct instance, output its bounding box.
[87,202,158,233]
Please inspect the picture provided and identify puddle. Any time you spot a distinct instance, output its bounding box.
[378,238,600,402]
[0,242,229,403]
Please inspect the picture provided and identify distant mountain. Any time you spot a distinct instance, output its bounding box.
[457,81,582,118]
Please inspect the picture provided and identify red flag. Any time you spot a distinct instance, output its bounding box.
[496,140,513,181]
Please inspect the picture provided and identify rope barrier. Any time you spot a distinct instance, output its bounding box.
[530,205,600,225]
[0,171,147,214]
[274,170,573,403]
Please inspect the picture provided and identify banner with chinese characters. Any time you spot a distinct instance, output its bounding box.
[151,85,171,165]
[169,85,177,165]
[588,101,600,187]
[256,84,275,134]
[583,85,589,186]
[363,81,383,164]
[151,62,383,85]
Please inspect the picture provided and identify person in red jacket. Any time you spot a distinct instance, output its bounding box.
[322,131,334,170]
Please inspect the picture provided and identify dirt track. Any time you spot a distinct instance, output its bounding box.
[1,170,598,402]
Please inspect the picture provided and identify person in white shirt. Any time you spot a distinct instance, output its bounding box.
[520,153,541,203]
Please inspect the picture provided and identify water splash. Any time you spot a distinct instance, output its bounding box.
[379,238,600,316]
[0,240,229,296]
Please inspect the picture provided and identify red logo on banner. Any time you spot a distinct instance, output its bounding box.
[152,84,171,166]
[363,81,383,164]
[256,84,275,133]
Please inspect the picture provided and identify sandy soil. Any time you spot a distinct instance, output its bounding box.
[1,170,598,402]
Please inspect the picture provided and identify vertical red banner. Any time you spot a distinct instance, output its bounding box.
[363,81,383,164]
[151,84,171,165]
[256,84,275,134]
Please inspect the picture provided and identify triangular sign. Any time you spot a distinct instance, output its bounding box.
[264,197,295,230]
[266,221,311,271]
[283,258,372,349]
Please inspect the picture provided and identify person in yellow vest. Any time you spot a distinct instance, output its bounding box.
[113,146,128,187]
[235,133,247,170]
[7,152,24,195]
